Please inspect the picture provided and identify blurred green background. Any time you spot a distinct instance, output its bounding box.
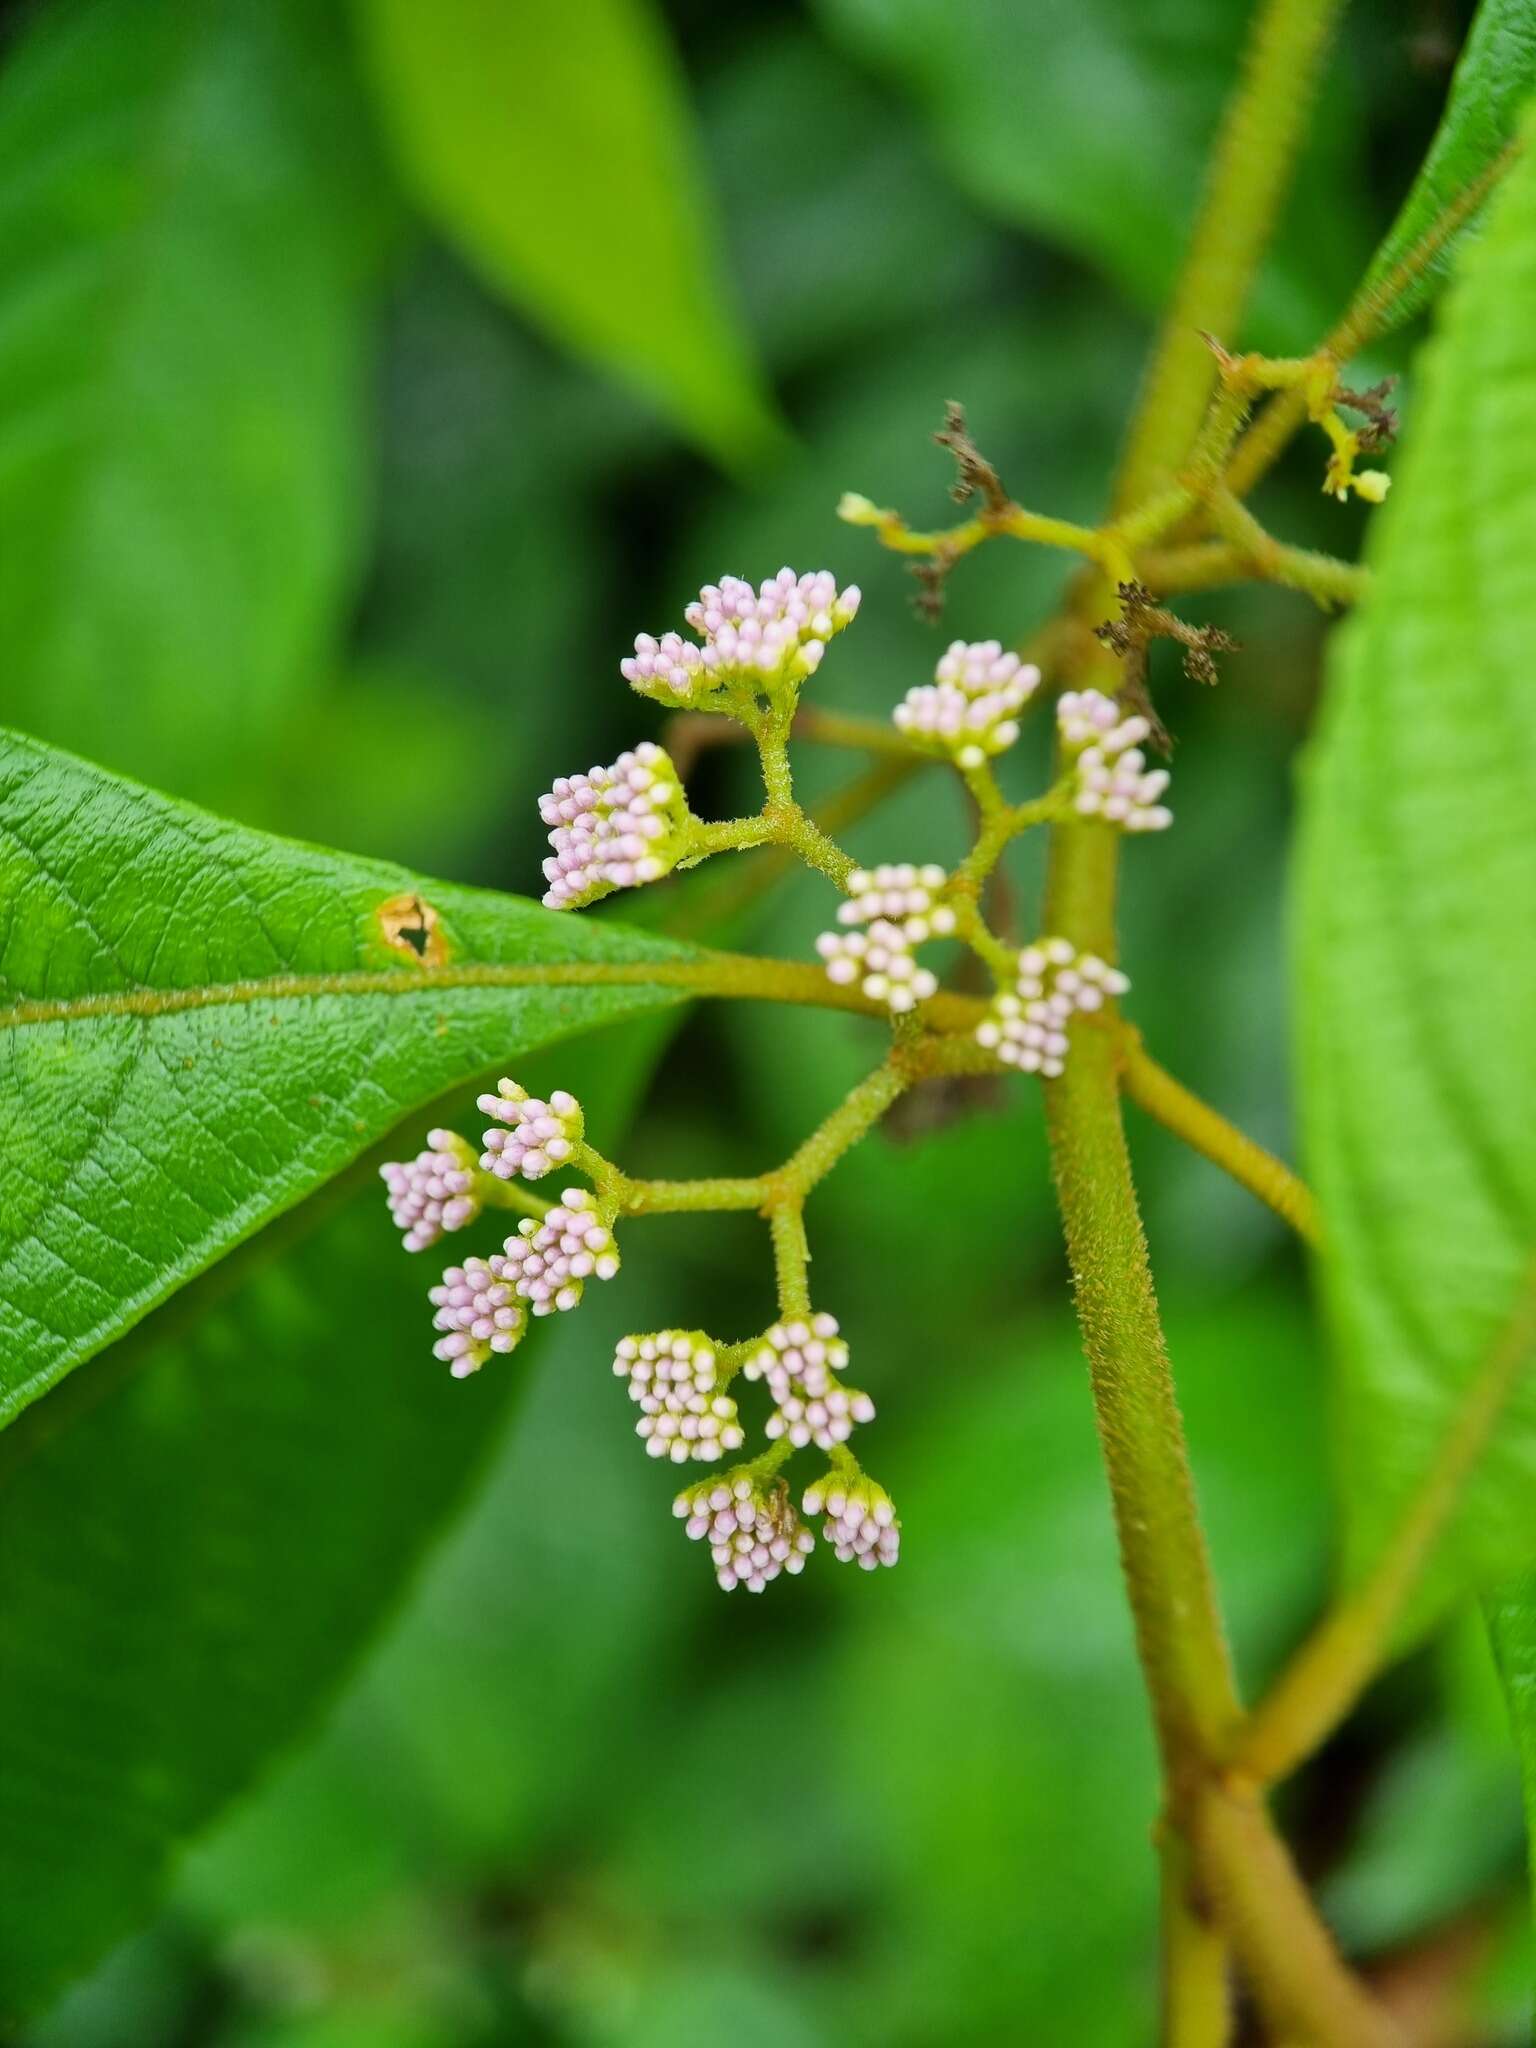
[2,0,1529,2042]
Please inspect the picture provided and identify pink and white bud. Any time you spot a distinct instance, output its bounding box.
[815,863,955,1014]
[892,639,1040,768]
[381,1129,482,1252]
[1056,692,1171,831]
[802,1475,901,1571]
[614,1329,745,1464]
[538,742,691,911]
[974,938,1130,1078]
[478,1081,584,1182]
[674,1471,815,1593]
[624,568,860,712]
[429,1254,527,1378]
[743,1313,875,1451]
[500,1189,620,1316]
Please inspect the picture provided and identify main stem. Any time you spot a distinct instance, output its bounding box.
[1042,805,1241,1777]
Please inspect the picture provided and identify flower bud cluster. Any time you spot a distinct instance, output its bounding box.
[539,743,692,910]
[430,1255,527,1377]
[1056,691,1171,833]
[674,1471,816,1592]
[622,568,860,714]
[613,1330,745,1464]
[892,639,1041,769]
[815,863,956,1014]
[380,1130,482,1252]
[803,1475,901,1571]
[501,1189,620,1316]
[975,938,1130,1077]
[478,1081,583,1181]
[744,1313,875,1451]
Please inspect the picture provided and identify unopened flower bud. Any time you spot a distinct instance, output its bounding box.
[478,1081,584,1181]
[674,1470,815,1592]
[892,639,1040,768]
[613,1330,745,1463]
[500,1189,619,1316]
[429,1254,527,1377]
[623,568,860,715]
[815,862,955,1014]
[743,1313,875,1451]
[974,938,1129,1078]
[381,1130,482,1251]
[803,1474,901,1571]
[538,743,691,911]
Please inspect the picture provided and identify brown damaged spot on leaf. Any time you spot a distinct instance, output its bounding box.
[376,892,451,967]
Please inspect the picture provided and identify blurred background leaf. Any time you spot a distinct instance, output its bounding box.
[0,1017,668,2024]
[809,0,1369,345]
[352,0,785,471]
[0,0,391,812]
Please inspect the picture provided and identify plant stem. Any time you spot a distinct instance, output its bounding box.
[1191,1783,1400,2046]
[1041,939,1241,1770]
[619,1175,768,1215]
[767,1199,812,1316]
[1112,0,1345,513]
[1119,1034,1319,1244]
[1159,1829,1231,2048]
[1221,141,1522,501]
[779,1057,907,1196]
[1202,488,1369,607]
[1231,1253,1536,1785]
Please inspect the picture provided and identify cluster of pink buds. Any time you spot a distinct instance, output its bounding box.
[500,1190,620,1316]
[1056,690,1172,833]
[380,1130,482,1252]
[891,639,1041,769]
[744,1314,875,1451]
[975,938,1130,1077]
[622,568,860,713]
[803,1475,901,1571]
[674,1471,816,1592]
[613,1330,745,1463]
[815,863,956,1014]
[430,1255,527,1378]
[478,1081,583,1181]
[538,743,692,910]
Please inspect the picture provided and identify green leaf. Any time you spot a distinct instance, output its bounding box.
[1295,114,1536,1628]
[0,0,388,808]
[0,730,694,1426]
[1360,0,1536,336]
[1487,1579,1536,1927]
[809,0,1367,347]
[0,1186,522,2020]
[351,0,784,469]
[0,1012,678,2020]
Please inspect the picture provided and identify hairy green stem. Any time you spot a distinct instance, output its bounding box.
[1191,1786,1399,2046]
[1119,1034,1319,1244]
[1160,1830,1231,2048]
[1113,0,1345,512]
[1043,814,1241,1774]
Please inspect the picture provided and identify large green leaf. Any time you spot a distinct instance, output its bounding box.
[1295,116,1536,1626]
[810,0,1366,347]
[0,1016,673,2022]
[351,0,783,469]
[0,730,694,1425]
[1360,0,1536,336]
[0,0,387,808]
[0,1185,522,2022]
